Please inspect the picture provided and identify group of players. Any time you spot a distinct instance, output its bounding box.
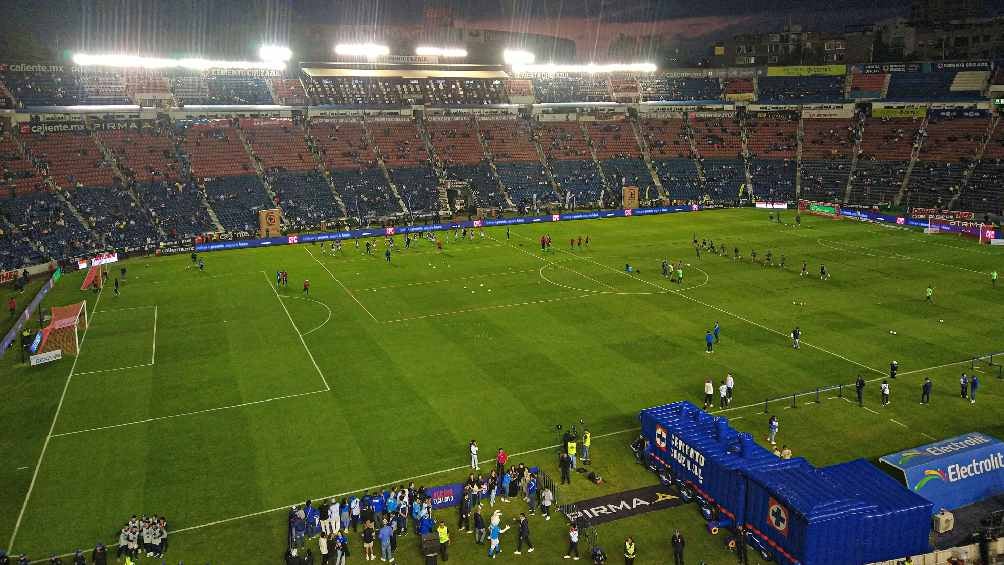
[689,235,831,280]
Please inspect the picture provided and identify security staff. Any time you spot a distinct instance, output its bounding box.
[623,537,636,565]
[20,326,33,363]
[855,375,865,406]
[581,429,592,464]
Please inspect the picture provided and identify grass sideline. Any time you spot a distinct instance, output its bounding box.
[1,208,1002,563]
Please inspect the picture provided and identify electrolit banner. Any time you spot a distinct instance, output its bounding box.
[881,433,1004,513]
[195,206,700,253]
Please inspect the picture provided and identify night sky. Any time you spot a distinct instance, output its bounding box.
[3,0,1004,62]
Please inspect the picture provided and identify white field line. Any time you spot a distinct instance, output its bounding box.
[354,268,538,292]
[281,295,333,336]
[262,272,331,392]
[816,238,988,275]
[73,363,154,377]
[489,234,621,293]
[513,233,884,376]
[31,426,641,563]
[95,305,156,313]
[863,406,881,415]
[51,389,328,438]
[151,305,158,365]
[8,286,104,552]
[382,293,604,324]
[889,418,908,428]
[305,247,379,323]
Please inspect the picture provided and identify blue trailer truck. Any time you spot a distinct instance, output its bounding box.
[640,401,932,564]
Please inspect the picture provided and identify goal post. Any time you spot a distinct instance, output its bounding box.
[38,301,88,356]
[926,217,997,244]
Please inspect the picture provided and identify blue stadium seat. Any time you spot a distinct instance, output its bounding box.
[389,165,440,215]
[757,76,845,104]
[330,168,402,219]
[445,162,508,209]
[137,180,214,240]
[68,186,159,250]
[495,162,558,207]
[271,171,343,229]
[203,175,272,231]
[749,159,796,201]
[653,159,702,200]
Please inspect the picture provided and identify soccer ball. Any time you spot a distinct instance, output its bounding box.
[939,319,944,323]
[889,330,898,335]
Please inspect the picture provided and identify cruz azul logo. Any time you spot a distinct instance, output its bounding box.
[768,498,789,536]
[654,425,668,451]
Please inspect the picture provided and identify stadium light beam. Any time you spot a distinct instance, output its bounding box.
[512,62,658,74]
[503,49,536,65]
[415,46,468,58]
[72,53,285,71]
[259,45,292,63]
[334,43,390,60]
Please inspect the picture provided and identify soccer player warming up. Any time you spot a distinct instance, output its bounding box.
[303,279,310,296]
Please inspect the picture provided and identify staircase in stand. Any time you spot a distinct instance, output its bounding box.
[739,113,755,199]
[529,122,564,204]
[894,112,929,207]
[414,115,452,214]
[91,130,168,239]
[795,115,805,200]
[578,120,612,204]
[842,114,865,204]
[361,117,407,215]
[629,115,667,199]
[473,116,516,209]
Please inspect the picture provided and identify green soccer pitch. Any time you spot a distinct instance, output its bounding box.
[2,208,1002,563]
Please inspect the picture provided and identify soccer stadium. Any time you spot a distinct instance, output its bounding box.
[2,0,1004,563]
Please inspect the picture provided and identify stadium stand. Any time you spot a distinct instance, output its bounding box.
[243,120,315,173]
[206,75,274,105]
[270,78,309,106]
[722,78,755,102]
[847,72,888,100]
[371,119,438,214]
[124,71,173,103]
[21,131,118,189]
[479,117,554,206]
[745,111,798,200]
[537,120,604,203]
[690,113,746,200]
[531,76,611,103]
[202,174,271,231]
[304,76,416,107]
[639,77,722,102]
[270,171,343,229]
[0,191,99,262]
[0,215,44,270]
[904,114,988,208]
[78,71,131,105]
[309,120,377,170]
[886,70,987,101]
[800,117,858,201]
[756,75,845,104]
[423,78,507,106]
[171,75,211,105]
[961,119,1004,213]
[426,117,506,209]
[178,122,255,179]
[96,125,180,183]
[848,117,924,205]
[0,134,45,197]
[0,68,85,107]
[585,119,653,200]
[67,186,159,249]
[135,180,214,240]
[331,167,402,219]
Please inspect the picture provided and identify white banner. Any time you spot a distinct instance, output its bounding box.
[30,349,62,366]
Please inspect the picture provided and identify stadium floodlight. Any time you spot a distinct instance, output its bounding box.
[334,43,390,60]
[512,62,658,74]
[415,46,468,58]
[503,49,536,65]
[259,45,293,63]
[72,53,285,71]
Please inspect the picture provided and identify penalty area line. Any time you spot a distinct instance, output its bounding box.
[8,286,104,553]
[50,389,328,438]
